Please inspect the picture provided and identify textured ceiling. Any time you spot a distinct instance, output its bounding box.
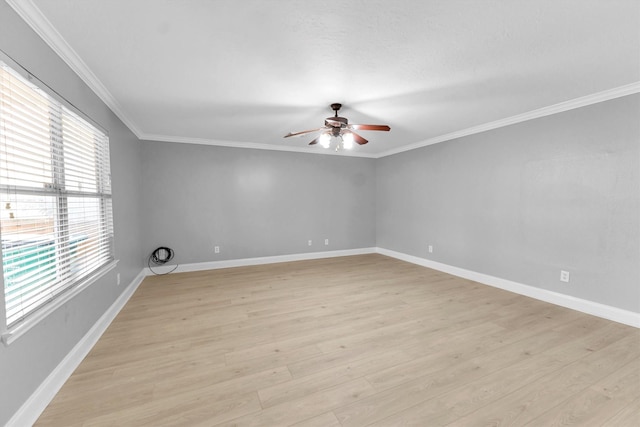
[9,0,640,157]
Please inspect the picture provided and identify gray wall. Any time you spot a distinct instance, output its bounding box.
[0,3,144,424]
[1,0,638,422]
[140,142,376,263]
[377,94,640,313]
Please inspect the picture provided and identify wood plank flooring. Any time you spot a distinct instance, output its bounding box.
[36,254,640,426]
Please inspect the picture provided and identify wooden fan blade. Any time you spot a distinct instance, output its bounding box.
[284,128,323,138]
[308,136,321,145]
[349,124,390,131]
[349,131,368,145]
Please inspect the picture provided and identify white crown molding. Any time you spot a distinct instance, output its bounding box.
[121,82,640,159]
[6,0,144,138]
[376,82,640,158]
[9,0,639,158]
[376,247,640,328]
[126,81,640,158]
[140,134,378,158]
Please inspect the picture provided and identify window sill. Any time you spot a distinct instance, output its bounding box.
[1,259,119,346]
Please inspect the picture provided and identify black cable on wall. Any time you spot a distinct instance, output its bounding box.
[148,246,178,275]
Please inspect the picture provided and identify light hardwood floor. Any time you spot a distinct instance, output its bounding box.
[36,254,640,426]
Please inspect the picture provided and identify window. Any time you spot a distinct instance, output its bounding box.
[0,59,114,335]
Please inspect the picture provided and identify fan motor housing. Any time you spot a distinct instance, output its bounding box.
[325,116,348,127]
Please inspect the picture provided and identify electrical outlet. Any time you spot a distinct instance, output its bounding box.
[560,270,570,283]
[428,245,433,253]
[116,273,121,286]
[308,240,312,246]
[325,239,329,245]
[214,246,220,254]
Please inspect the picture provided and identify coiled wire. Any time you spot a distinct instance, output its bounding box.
[148,246,178,275]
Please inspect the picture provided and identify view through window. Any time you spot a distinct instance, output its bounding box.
[0,60,114,330]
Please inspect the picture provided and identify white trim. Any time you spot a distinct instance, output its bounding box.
[5,269,147,427]
[145,248,377,275]
[5,0,143,138]
[6,248,374,425]
[0,49,107,135]
[96,82,640,159]
[1,260,119,346]
[140,134,378,158]
[376,247,640,328]
[0,250,7,336]
[6,247,638,425]
[8,0,639,159]
[376,82,640,158]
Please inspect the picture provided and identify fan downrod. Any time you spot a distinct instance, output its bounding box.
[330,103,342,116]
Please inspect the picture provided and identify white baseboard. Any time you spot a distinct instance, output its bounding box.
[6,270,147,427]
[144,247,378,275]
[8,248,376,426]
[376,247,640,328]
[10,246,637,425]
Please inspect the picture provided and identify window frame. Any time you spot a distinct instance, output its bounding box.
[0,51,117,345]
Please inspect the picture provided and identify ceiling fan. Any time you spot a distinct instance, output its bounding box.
[284,103,390,150]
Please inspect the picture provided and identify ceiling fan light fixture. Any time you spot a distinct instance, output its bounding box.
[284,103,390,150]
[341,132,354,149]
[319,133,331,148]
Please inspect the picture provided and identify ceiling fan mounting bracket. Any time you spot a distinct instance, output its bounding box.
[326,103,347,127]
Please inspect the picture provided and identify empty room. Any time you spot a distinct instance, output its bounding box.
[1,1,639,426]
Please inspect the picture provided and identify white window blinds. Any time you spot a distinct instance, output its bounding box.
[0,60,114,328]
